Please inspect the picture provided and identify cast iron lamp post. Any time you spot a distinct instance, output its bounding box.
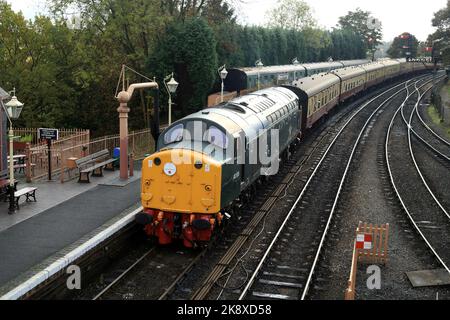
[164,73,179,125]
[3,88,24,214]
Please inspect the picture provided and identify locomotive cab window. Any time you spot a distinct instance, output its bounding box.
[164,124,184,144]
[204,126,229,149]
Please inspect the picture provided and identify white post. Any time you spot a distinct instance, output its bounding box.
[8,127,15,214]
[168,93,172,125]
[221,80,224,103]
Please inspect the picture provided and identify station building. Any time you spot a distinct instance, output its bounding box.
[0,87,9,180]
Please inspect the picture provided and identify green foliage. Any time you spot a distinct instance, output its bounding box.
[265,0,317,30]
[0,0,368,136]
[148,18,217,116]
[338,8,383,58]
[387,33,419,58]
[430,0,450,66]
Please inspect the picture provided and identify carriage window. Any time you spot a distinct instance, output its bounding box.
[164,124,184,144]
[204,126,229,149]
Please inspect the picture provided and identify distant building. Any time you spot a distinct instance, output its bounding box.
[0,87,10,180]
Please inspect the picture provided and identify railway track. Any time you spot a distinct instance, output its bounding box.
[160,77,417,301]
[410,80,450,161]
[80,74,440,301]
[236,79,426,301]
[386,77,450,276]
[91,246,204,300]
[167,75,428,301]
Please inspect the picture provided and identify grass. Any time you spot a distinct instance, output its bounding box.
[427,104,450,138]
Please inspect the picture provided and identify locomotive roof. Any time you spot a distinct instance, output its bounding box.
[292,72,340,96]
[167,87,299,143]
[331,66,366,80]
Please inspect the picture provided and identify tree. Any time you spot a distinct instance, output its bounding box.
[387,33,419,59]
[265,0,316,30]
[148,18,217,116]
[430,0,450,65]
[338,8,383,59]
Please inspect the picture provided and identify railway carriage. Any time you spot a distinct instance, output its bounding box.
[220,59,370,99]
[380,59,401,80]
[361,63,386,89]
[224,65,308,94]
[291,73,340,129]
[415,61,428,72]
[302,61,343,76]
[396,58,410,76]
[332,67,366,102]
[138,87,301,247]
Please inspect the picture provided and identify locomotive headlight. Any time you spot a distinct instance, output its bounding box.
[194,161,203,169]
[144,179,151,187]
[205,185,212,192]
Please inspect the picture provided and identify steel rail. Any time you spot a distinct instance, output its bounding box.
[158,249,206,300]
[406,84,450,220]
[300,80,421,300]
[92,247,156,300]
[385,80,450,275]
[414,77,450,147]
[397,75,450,162]
[238,77,420,300]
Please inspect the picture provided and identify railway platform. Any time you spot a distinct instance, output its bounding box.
[0,162,143,297]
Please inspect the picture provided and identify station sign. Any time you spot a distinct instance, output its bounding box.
[356,233,373,250]
[408,57,432,63]
[38,128,59,141]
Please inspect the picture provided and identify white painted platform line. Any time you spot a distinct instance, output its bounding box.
[0,206,143,300]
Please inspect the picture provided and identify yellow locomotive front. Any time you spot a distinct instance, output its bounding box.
[136,148,224,247]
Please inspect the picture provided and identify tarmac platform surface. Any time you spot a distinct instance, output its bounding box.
[0,172,141,289]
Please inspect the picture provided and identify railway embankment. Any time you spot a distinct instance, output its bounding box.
[422,79,450,138]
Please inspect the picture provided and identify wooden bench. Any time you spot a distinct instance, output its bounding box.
[76,149,116,183]
[13,163,36,174]
[14,187,37,209]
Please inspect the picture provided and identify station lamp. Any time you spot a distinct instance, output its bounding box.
[3,88,24,214]
[164,73,179,125]
[218,65,228,103]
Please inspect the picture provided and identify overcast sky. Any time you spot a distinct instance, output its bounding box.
[6,0,448,42]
